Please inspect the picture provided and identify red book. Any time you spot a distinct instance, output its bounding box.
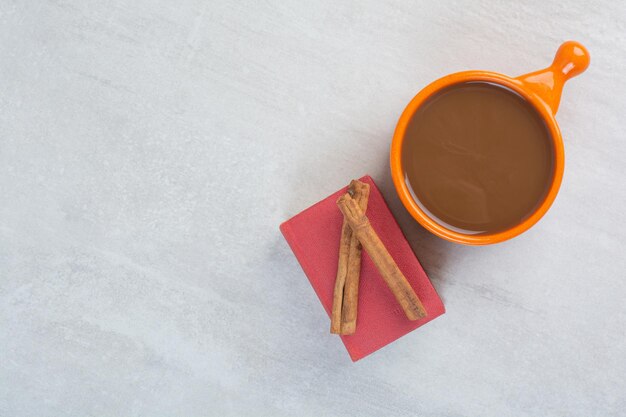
[280,175,445,361]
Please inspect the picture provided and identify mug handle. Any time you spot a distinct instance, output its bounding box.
[516,41,590,114]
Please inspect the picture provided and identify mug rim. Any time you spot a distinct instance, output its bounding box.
[390,71,565,245]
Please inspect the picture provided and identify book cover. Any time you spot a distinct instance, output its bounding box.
[280,175,445,361]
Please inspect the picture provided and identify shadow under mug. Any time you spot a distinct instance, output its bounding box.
[390,41,590,245]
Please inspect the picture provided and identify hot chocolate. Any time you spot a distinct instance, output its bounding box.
[402,82,554,234]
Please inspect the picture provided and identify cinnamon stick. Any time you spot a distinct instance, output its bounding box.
[330,221,351,334]
[330,180,370,334]
[337,193,427,321]
[340,181,370,334]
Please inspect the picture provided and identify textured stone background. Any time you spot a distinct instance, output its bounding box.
[1,1,625,416]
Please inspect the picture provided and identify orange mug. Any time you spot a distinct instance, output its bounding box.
[390,41,590,245]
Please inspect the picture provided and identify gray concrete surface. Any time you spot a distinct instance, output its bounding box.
[1,1,625,416]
